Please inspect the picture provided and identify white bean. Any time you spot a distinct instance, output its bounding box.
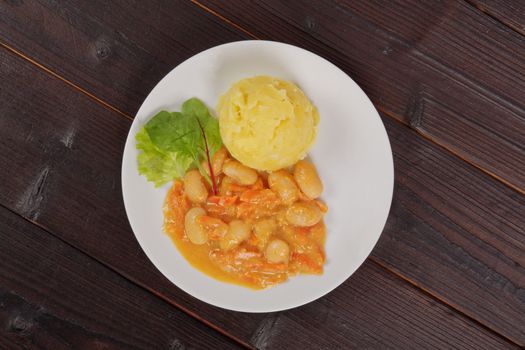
[184,207,208,244]
[184,170,208,203]
[294,160,323,199]
[252,218,277,250]
[268,170,299,205]
[265,239,290,264]
[285,201,322,227]
[219,176,234,196]
[201,147,229,176]
[212,147,229,175]
[222,160,258,185]
[220,219,251,250]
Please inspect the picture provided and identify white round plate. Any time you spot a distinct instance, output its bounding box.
[122,40,393,312]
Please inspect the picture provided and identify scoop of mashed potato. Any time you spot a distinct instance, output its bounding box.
[217,76,319,171]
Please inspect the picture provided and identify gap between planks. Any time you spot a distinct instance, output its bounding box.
[462,0,525,38]
[0,200,253,349]
[368,256,520,347]
[3,22,523,202]
[0,42,132,122]
[0,26,522,347]
[190,0,525,200]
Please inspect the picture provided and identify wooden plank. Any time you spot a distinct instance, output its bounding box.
[0,206,242,349]
[0,0,243,117]
[377,117,525,343]
[197,0,525,343]
[0,39,521,348]
[3,0,522,195]
[0,211,515,350]
[248,259,519,350]
[468,0,525,36]
[0,46,266,345]
[196,0,525,192]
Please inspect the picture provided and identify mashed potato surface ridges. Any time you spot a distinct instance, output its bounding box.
[218,76,319,171]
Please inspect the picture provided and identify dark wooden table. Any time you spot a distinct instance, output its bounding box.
[1,1,524,349]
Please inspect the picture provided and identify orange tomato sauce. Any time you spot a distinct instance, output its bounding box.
[163,174,326,289]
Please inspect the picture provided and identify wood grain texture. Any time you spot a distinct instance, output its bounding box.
[0,47,264,347]
[192,2,525,340]
[0,40,521,349]
[0,227,513,350]
[0,0,244,116]
[0,48,264,347]
[468,0,525,35]
[378,117,525,344]
[249,260,518,350]
[0,206,242,350]
[197,0,525,193]
[5,0,523,196]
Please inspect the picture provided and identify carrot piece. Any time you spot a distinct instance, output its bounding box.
[196,215,228,240]
[247,233,259,246]
[250,178,264,190]
[164,181,190,238]
[292,253,323,274]
[207,196,220,204]
[314,199,328,213]
[295,227,311,235]
[207,195,238,206]
[230,184,249,192]
[196,215,223,225]
[318,246,326,262]
[260,262,288,272]
[237,202,255,218]
[240,189,279,204]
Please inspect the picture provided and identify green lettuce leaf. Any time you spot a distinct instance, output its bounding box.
[135,128,193,187]
[136,98,222,188]
[181,97,222,158]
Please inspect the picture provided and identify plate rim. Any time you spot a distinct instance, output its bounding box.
[121,39,394,312]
